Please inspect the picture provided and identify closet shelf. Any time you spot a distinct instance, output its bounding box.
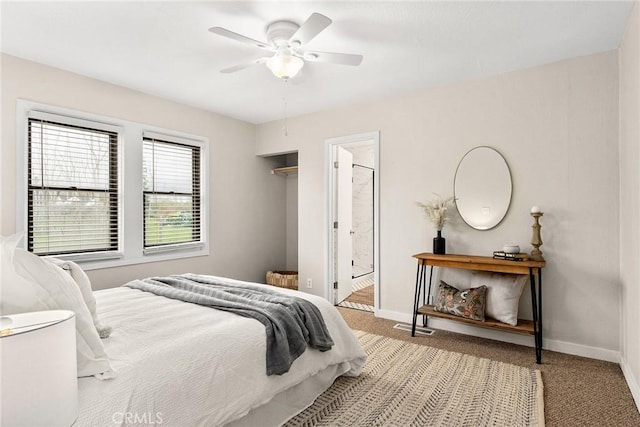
[271,166,299,175]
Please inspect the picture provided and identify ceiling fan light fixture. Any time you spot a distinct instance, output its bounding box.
[266,54,304,80]
[210,13,363,77]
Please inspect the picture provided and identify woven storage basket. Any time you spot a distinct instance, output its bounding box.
[266,270,298,290]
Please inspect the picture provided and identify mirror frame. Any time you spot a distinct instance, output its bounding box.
[454,146,512,231]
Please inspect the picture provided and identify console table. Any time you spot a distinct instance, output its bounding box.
[411,253,546,363]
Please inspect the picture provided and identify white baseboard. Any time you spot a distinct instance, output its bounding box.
[376,309,620,363]
[620,356,640,413]
[544,337,619,363]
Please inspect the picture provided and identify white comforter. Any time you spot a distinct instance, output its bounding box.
[76,284,366,427]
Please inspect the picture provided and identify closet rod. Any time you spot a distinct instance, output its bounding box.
[271,166,299,175]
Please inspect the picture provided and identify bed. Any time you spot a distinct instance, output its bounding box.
[77,278,366,426]
[0,234,366,427]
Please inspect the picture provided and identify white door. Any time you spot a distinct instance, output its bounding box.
[335,146,353,304]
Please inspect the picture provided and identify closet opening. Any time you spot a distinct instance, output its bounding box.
[266,152,298,289]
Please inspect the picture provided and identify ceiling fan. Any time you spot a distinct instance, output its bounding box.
[209,13,363,80]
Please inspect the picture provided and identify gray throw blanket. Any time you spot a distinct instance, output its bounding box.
[125,273,334,375]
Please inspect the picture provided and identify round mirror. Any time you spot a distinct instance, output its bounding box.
[454,146,512,230]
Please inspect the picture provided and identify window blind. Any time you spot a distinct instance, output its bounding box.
[27,118,118,255]
[142,137,201,248]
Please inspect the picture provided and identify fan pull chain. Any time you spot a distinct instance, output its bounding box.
[282,79,289,136]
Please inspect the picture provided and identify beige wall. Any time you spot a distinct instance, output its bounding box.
[1,54,287,290]
[256,51,621,357]
[619,1,640,408]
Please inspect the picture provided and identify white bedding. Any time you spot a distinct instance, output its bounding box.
[76,284,366,426]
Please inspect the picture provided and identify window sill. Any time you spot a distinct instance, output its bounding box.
[70,246,209,271]
[143,241,205,255]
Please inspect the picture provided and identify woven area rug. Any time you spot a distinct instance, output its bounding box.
[286,330,544,426]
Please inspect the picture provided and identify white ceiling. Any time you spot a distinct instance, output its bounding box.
[1,1,634,124]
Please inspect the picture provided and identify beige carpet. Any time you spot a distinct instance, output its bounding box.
[286,330,544,426]
[338,308,640,427]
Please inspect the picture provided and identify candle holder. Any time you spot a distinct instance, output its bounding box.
[530,212,544,261]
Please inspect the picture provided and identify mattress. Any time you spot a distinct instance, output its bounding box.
[76,282,366,426]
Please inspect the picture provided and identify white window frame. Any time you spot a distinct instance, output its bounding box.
[141,130,205,255]
[16,100,209,270]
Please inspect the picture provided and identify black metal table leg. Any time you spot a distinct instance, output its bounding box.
[538,271,543,357]
[423,266,434,327]
[530,268,542,363]
[411,262,423,336]
[420,263,426,326]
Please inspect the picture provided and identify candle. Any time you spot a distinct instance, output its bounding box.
[531,206,541,213]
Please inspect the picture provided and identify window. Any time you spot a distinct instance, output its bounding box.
[27,116,118,256]
[142,134,202,252]
[18,101,209,269]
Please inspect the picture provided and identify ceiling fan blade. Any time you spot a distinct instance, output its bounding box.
[289,13,332,47]
[302,51,363,66]
[209,27,272,51]
[220,57,269,74]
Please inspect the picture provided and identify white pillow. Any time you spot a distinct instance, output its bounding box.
[0,234,50,313]
[0,234,115,379]
[47,258,112,338]
[470,272,528,326]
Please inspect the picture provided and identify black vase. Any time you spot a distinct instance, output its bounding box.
[433,230,446,254]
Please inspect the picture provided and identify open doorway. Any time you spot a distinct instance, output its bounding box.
[325,132,380,314]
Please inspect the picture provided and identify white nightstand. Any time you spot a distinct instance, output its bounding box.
[0,310,78,427]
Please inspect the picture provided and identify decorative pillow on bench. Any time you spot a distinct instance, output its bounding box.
[470,272,527,326]
[434,280,487,321]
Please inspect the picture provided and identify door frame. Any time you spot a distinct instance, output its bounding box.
[324,131,380,313]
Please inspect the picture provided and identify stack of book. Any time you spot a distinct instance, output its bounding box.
[492,251,529,261]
